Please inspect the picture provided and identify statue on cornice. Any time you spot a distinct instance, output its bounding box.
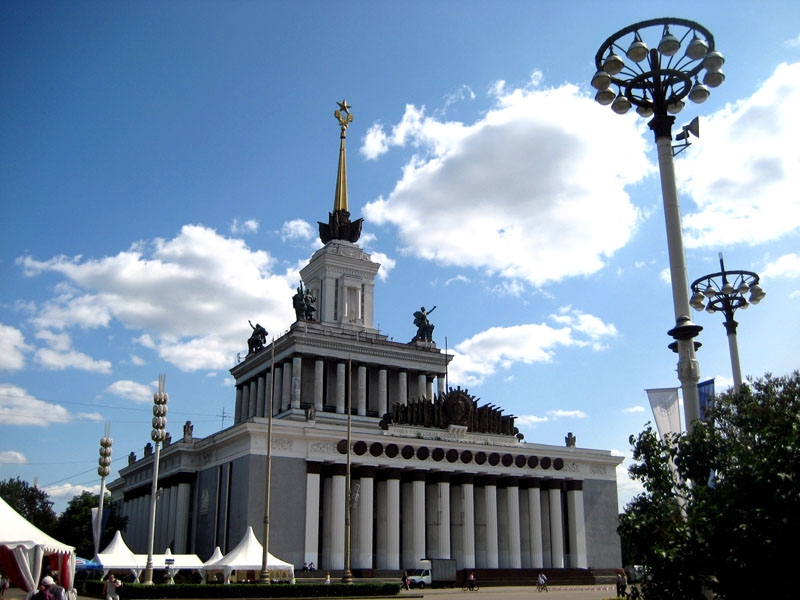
[413,305,436,342]
[293,283,317,322]
[247,320,267,355]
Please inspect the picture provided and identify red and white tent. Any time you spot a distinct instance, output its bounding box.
[0,496,75,598]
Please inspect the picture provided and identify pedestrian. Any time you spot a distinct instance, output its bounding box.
[47,574,65,600]
[537,572,548,592]
[324,573,331,585]
[32,577,55,600]
[0,574,10,599]
[616,569,627,597]
[102,574,122,600]
[401,571,409,590]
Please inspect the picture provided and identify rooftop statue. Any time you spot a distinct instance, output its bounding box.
[247,320,267,355]
[413,305,436,342]
[293,283,317,322]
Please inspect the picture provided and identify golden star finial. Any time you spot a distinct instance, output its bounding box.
[337,99,352,113]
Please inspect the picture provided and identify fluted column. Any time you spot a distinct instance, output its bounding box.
[398,371,407,405]
[378,368,387,416]
[357,364,367,416]
[462,475,476,569]
[418,373,427,399]
[547,480,565,568]
[248,380,257,418]
[567,480,588,568]
[281,361,292,412]
[173,482,191,553]
[256,375,266,417]
[412,472,427,564]
[437,374,446,397]
[436,473,451,558]
[234,386,243,424]
[336,362,346,414]
[527,478,544,568]
[502,478,521,568]
[241,385,250,422]
[426,377,434,400]
[377,469,401,570]
[354,467,375,568]
[314,360,324,412]
[483,476,499,568]
[304,463,321,566]
[290,356,302,409]
[328,465,347,569]
[273,365,283,415]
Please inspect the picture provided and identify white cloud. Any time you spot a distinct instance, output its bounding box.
[32,329,112,373]
[368,251,396,281]
[0,323,32,370]
[44,482,100,506]
[107,380,153,404]
[17,225,298,372]
[786,34,800,48]
[547,409,588,419]
[680,62,800,248]
[0,450,27,465]
[762,253,800,279]
[362,77,648,287]
[231,218,259,234]
[515,414,549,427]
[280,219,315,242]
[623,405,646,414]
[0,383,103,425]
[447,308,617,386]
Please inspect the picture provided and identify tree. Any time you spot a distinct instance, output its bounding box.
[0,476,58,535]
[55,491,128,558]
[619,371,800,599]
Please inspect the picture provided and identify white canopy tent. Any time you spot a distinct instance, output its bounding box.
[204,527,294,583]
[0,496,76,599]
[95,532,203,582]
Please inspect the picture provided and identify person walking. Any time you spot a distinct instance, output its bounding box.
[537,572,548,592]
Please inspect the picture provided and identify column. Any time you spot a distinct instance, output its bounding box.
[412,472,427,565]
[241,385,250,422]
[377,469,401,569]
[437,374,446,397]
[547,480,565,568]
[273,365,283,415]
[248,380,257,418]
[354,467,375,568]
[436,473,451,558]
[314,360,325,412]
[256,375,266,417]
[527,478,544,568]
[398,371,408,405]
[418,373,427,399]
[327,465,347,569]
[426,378,434,401]
[462,475,476,569]
[357,365,367,416]
[483,476,499,568]
[281,361,292,412]
[174,482,191,553]
[234,386,243,424]
[567,480,588,568]
[304,463,321,566]
[336,362,346,414]
[401,479,414,568]
[291,356,302,409]
[502,478,522,568]
[378,368,387,416]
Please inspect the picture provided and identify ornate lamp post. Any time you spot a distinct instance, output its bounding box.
[592,18,726,431]
[94,426,112,559]
[690,254,765,392]
[143,374,168,585]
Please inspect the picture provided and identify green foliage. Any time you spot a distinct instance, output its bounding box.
[81,581,401,598]
[0,476,58,535]
[619,372,800,600]
[55,491,128,558]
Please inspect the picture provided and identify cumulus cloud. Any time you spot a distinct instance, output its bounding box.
[361,75,648,287]
[0,450,27,465]
[231,218,259,234]
[17,225,298,372]
[762,253,800,279]
[44,482,100,505]
[107,380,154,404]
[0,323,32,370]
[447,308,618,386]
[0,383,103,426]
[680,62,800,248]
[547,409,588,419]
[280,219,315,242]
[623,405,646,414]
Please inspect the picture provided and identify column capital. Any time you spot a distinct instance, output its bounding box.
[544,478,564,491]
[306,461,324,475]
[476,474,498,487]
[355,465,377,479]
[497,476,520,488]
[453,473,474,485]
[378,467,402,481]
[565,479,584,492]
[432,472,451,484]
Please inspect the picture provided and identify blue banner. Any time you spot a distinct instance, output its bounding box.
[698,378,715,421]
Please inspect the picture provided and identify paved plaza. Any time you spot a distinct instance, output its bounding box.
[414,585,617,600]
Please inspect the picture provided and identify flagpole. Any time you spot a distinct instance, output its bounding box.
[260,339,275,584]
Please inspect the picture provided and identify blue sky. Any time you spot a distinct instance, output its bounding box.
[2,0,799,515]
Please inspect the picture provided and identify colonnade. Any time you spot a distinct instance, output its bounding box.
[234,357,445,424]
[121,481,192,554]
[303,463,587,571]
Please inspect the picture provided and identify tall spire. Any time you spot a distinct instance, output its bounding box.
[333,99,353,212]
[319,99,363,244]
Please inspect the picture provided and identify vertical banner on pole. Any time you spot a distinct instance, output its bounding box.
[646,387,681,438]
[697,379,715,422]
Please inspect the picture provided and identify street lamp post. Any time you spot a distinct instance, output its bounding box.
[592,18,726,432]
[94,427,113,559]
[690,254,765,391]
[143,373,168,585]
